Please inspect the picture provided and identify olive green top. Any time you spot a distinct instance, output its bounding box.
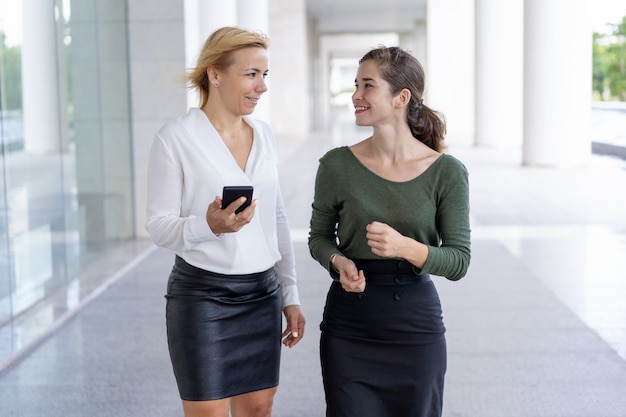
[308,146,471,281]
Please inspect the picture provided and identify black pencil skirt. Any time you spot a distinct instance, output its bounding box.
[165,256,282,401]
[320,259,447,417]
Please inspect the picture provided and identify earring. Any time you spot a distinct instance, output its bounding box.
[214,83,219,88]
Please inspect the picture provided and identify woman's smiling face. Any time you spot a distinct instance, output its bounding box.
[217,46,269,116]
[352,59,396,127]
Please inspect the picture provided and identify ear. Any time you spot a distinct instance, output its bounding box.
[207,67,220,85]
[394,88,411,108]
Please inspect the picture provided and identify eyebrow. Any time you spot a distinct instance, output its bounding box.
[355,77,376,83]
[244,67,268,73]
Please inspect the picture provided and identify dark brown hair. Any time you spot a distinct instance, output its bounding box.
[359,46,447,152]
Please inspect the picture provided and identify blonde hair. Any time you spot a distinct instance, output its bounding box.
[186,26,269,108]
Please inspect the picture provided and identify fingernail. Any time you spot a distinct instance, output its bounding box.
[293,332,298,338]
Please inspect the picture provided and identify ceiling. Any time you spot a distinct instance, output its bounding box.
[305,0,427,33]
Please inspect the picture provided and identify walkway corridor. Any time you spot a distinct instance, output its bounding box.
[1,112,626,416]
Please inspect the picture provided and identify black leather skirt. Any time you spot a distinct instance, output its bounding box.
[165,256,282,401]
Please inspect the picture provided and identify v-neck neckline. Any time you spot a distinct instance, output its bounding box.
[196,108,257,175]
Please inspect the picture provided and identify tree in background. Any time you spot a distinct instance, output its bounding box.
[0,32,22,111]
[593,14,626,101]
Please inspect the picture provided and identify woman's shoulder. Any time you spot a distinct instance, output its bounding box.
[319,146,351,164]
[156,108,203,140]
[436,153,469,176]
[314,147,353,185]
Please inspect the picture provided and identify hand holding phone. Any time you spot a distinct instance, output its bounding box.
[221,186,254,214]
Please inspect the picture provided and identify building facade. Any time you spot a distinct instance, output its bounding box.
[0,0,593,367]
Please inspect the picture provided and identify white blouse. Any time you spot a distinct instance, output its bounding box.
[145,108,300,307]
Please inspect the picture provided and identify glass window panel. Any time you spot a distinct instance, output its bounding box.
[0,0,134,357]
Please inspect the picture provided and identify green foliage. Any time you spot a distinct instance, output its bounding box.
[0,32,23,110]
[593,15,626,101]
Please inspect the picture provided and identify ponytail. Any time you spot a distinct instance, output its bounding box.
[407,100,447,152]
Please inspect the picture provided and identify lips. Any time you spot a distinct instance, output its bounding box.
[354,106,369,113]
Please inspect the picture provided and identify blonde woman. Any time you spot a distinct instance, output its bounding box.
[146,27,305,417]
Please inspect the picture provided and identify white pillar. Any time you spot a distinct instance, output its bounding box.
[237,0,268,33]
[73,0,135,242]
[267,0,309,137]
[398,21,427,64]
[523,0,591,166]
[21,0,61,154]
[474,0,523,148]
[237,0,270,123]
[129,0,188,239]
[184,0,237,108]
[426,0,475,145]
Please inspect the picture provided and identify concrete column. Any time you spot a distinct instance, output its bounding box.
[399,21,427,64]
[238,0,270,123]
[475,0,523,148]
[21,0,61,154]
[426,0,475,145]
[523,0,591,166]
[196,0,237,51]
[184,0,237,108]
[72,0,135,242]
[308,18,323,131]
[238,0,269,32]
[268,0,309,137]
[128,0,187,239]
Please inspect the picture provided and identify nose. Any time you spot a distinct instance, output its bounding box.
[351,88,360,102]
[257,77,268,93]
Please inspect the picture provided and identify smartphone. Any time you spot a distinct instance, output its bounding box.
[221,186,254,214]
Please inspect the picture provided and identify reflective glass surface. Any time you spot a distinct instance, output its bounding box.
[0,0,133,355]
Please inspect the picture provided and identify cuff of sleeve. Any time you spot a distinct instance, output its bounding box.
[188,216,223,242]
[281,284,300,308]
[418,245,436,275]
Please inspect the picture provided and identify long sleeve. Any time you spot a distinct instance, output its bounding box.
[308,155,343,278]
[274,185,300,307]
[417,158,471,281]
[145,132,220,252]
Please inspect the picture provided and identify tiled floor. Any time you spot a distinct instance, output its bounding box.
[1,110,626,416]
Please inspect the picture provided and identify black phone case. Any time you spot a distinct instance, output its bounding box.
[222,186,253,214]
